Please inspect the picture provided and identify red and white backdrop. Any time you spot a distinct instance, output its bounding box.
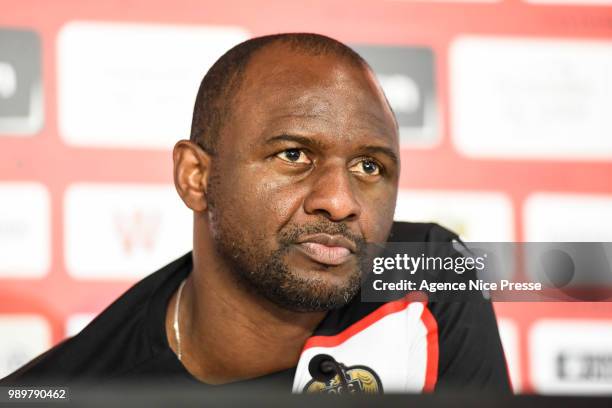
[1,0,611,394]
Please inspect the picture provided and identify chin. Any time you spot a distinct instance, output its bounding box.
[290,265,360,296]
[292,261,359,282]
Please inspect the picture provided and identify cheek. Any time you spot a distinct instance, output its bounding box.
[212,164,304,237]
[360,188,398,242]
[252,177,305,230]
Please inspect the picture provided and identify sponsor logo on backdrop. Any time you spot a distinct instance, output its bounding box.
[524,193,612,242]
[557,351,612,382]
[395,190,514,241]
[0,315,51,378]
[0,183,50,278]
[64,184,192,280]
[530,320,612,394]
[450,36,612,160]
[0,28,43,135]
[497,318,521,391]
[114,210,162,254]
[351,45,438,147]
[57,22,249,149]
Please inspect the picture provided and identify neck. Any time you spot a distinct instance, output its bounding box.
[165,222,325,384]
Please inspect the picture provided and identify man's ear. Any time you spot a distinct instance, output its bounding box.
[173,140,212,212]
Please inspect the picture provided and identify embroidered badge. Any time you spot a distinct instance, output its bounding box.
[303,363,383,394]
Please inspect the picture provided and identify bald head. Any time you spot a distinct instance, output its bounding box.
[189,33,395,154]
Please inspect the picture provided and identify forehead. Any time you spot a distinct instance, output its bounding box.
[226,43,398,144]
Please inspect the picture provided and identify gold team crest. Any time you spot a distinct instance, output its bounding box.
[303,364,383,394]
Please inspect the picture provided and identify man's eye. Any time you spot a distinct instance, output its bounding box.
[349,159,381,176]
[276,149,311,164]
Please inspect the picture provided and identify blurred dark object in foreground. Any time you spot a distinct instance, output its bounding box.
[32,385,612,408]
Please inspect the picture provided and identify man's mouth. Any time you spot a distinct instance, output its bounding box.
[294,233,357,266]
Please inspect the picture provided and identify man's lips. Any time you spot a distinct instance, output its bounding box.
[294,233,357,266]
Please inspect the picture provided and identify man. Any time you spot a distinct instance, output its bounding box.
[2,33,511,393]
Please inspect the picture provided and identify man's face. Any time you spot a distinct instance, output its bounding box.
[206,44,399,312]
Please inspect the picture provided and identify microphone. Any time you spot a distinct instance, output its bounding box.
[308,354,350,392]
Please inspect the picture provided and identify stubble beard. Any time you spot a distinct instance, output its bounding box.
[208,208,364,313]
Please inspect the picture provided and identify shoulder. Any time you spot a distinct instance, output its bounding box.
[0,253,192,385]
[342,222,511,391]
[389,223,511,391]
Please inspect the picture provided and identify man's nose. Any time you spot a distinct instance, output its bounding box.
[303,163,362,222]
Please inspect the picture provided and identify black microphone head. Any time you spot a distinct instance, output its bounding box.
[308,354,338,382]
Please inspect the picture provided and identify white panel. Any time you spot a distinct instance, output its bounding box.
[525,193,612,242]
[530,320,612,394]
[0,315,51,378]
[395,190,514,241]
[0,183,50,277]
[58,22,249,149]
[497,318,521,392]
[64,183,192,279]
[65,313,96,337]
[450,37,612,160]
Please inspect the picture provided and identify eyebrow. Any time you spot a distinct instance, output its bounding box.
[265,134,327,150]
[265,134,399,166]
[360,145,399,166]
